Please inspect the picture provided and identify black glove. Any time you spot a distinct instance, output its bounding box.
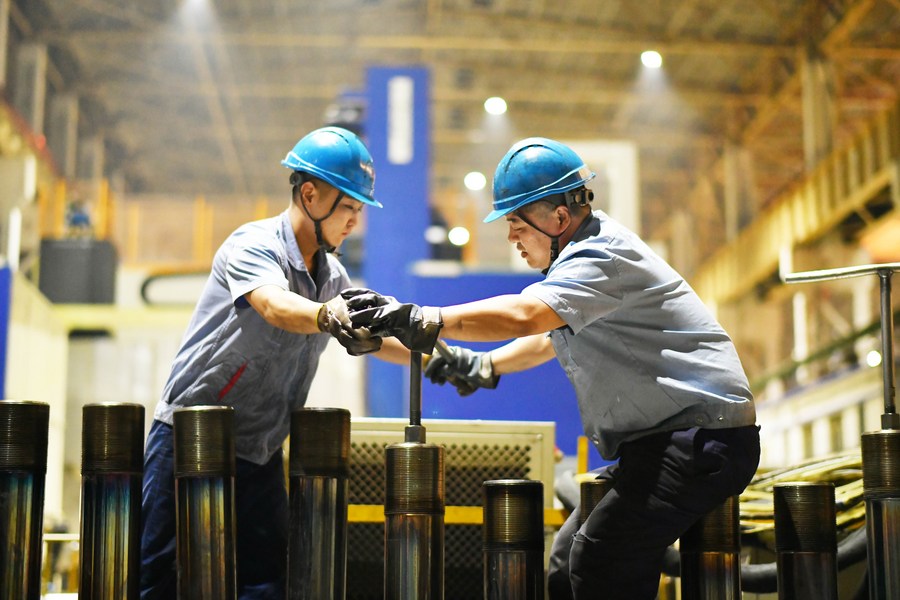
[317,294,382,356]
[425,346,499,396]
[346,290,443,354]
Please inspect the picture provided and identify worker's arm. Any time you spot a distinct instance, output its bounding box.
[246,284,382,355]
[440,294,565,342]
[348,290,566,353]
[489,332,556,375]
[373,337,413,364]
[245,284,321,333]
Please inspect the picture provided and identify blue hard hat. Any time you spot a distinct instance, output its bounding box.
[281,127,381,208]
[485,138,595,223]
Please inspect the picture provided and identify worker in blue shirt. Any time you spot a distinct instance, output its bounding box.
[347,137,760,600]
[140,127,407,599]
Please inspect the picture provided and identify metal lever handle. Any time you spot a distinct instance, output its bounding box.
[406,351,425,443]
[784,263,900,429]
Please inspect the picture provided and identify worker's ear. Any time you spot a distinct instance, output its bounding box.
[555,205,569,227]
[298,180,317,206]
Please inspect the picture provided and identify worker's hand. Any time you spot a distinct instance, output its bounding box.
[346,289,442,354]
[317,294,382,356]
[424,346,499,396]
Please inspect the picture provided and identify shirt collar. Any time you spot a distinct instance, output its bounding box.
[280,210,307,272]
[567,210,603,245]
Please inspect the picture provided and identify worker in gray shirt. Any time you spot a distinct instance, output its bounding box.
[348,137,759,600]
[141,127,407,599]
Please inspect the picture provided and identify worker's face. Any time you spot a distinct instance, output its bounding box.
[304,181,364,247]
[505,206,557,270]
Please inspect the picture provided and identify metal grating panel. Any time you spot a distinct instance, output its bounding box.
[346,418,555,599]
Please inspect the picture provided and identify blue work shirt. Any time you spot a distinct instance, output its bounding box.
[154,210,350,464]
[523,210,756,460]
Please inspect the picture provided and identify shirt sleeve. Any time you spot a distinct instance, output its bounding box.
[521,246,624,334]
[225,232,290,305]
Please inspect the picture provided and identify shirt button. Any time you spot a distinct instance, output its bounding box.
[695,416,705,424]
[717,415,724,421]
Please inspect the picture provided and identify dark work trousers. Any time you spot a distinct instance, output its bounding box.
[140,419,289,600]
[547,425,760,600]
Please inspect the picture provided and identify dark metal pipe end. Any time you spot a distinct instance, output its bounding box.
[82,403,145,474]
[0,400,50,471]
[385,442,444,515]
[173,406,235,477]
[579,479,614,526]
[289,407,351,477]
[483,479,544,551]
[773,482,836,553]
[862,429,900,498]
[680,495,740,553]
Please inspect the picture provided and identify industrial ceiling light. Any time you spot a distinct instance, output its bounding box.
[484,97,508,115]
[464,171,487,191]
[641,50,663,69]
[425,225,448,244]
[867,350,883,368]
[448,226,471,247]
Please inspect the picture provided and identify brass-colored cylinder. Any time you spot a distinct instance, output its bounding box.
[384,442,444,600]
[173,406,237,600]
[0,400,49,600]
[679,495,741,599]
[288,408,351,600]
[289,407,351,478]
[79,403,145,600]
[173,406,235,477]
[483,479,544,600]
[773,482,837,600]
[862,429,900,599]
[579,478,613,526]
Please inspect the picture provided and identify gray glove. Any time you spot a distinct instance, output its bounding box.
[317,293,382,356]
[424,346,499,396]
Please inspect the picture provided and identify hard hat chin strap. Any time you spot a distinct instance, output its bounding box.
[293,173,344,254]
[515,210,571,275]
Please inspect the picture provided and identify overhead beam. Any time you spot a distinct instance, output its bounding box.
[40,30,798,59]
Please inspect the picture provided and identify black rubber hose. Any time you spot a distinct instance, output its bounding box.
[660,524,869,594]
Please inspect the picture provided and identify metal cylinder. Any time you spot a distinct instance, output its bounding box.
[773,482,837,600]
[862,429,900,599]
[173,406,237,600]
[679,495,741,600]
[79,403,145,599]
[384,441,444,600]
[288,408,351,600]
[579,478,613,526]
[483,479,544,600]
[0,400,49,600]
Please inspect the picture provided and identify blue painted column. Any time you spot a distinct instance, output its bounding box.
[0,266,10,398]
[363,66,431,417]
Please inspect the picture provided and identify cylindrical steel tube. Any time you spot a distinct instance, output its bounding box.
[384,441,444,600]
[579,478,613,527]
[679,495,741,600]
[173,406,237,600]
[773,482,837,600]
[483,479,544,600]
[862,429,900,599]
[0,400,49,600]
[79,403,145,600]
[877,271,896,423]
[288,408,351,600]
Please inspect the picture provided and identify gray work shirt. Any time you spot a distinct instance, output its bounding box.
[154,210,350,464]
[522,210,756,460]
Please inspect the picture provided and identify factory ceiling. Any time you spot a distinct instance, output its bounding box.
[6,0,900,259]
